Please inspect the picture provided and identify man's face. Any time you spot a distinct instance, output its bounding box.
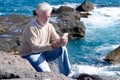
[37,10,51,26]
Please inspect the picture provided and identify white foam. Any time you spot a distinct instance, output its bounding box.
[71,64,120,77]
[95,44,119,53]
[81,6,120,28]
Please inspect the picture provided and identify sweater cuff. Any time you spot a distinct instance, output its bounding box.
[49,44,53,50]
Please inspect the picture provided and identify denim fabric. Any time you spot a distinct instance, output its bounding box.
[23,46,71,76]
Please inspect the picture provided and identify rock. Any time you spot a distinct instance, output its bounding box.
[104,46,120,64]
[0,51,119,80]
[0,51,73,80]
[51,12,85,39]
[76,73,119,80]
[76,0,94,12]
[77,73,103,80]
[8,14,31,26]
[0,38,18,53]
[80,12,91,18]
[0,25,11,35]
[54,6,75,14]
[0,16,5,23]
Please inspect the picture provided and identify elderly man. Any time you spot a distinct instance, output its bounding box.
[20,2,72,76]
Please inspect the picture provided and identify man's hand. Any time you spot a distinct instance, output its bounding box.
[59,37,68,46]
[51,33,68,49]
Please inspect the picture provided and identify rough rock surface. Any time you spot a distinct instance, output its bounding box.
[76,0,94,12]
[104,46,120,64]
[0,51,73,80]
[0,51,119,80]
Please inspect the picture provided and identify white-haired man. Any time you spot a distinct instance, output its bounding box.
[20,2,72,76]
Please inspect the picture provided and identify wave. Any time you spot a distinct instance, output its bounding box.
[71,64,120,77]
[95,45,119,53]
[80,6,120,29]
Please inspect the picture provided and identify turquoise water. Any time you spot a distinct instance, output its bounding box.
[0,0,120,77]
[0,0,120,16]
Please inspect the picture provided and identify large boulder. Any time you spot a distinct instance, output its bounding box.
[54,6,75,14]
[0,51,73,80]
[51,11,85,39]
[104,46,120,64]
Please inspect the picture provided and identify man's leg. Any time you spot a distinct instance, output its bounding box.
[23,46,71,76]
[23,53,51,72]
[44,46,71,76]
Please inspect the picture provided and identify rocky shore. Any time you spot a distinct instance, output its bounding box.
[0,51,119,80]
[0,1,120,80]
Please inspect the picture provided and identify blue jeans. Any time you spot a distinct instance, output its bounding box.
[23,46,71,76]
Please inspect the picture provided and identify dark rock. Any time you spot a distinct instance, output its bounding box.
[80,12,91,18]
[58,12,81,21]
[0,38,18,53]
[77,73,103,80]
[76,73,119,80]
[76,0,94,12]
[53,12,85,39]
[104,46,120,64]
[55,6,75,14]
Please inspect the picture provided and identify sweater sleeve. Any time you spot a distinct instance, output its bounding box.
[24,25,52,53]
[50,24,60,42]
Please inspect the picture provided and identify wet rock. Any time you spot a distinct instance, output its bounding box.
[104,46,120,64]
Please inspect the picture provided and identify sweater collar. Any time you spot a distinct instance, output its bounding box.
[34,20,43,28]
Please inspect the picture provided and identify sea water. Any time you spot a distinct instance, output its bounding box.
[0,0,120,77]
[67,5,120,77]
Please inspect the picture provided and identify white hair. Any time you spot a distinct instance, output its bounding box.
[36,2,53,15]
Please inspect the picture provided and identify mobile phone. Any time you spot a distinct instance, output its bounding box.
[62,33,68,38]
